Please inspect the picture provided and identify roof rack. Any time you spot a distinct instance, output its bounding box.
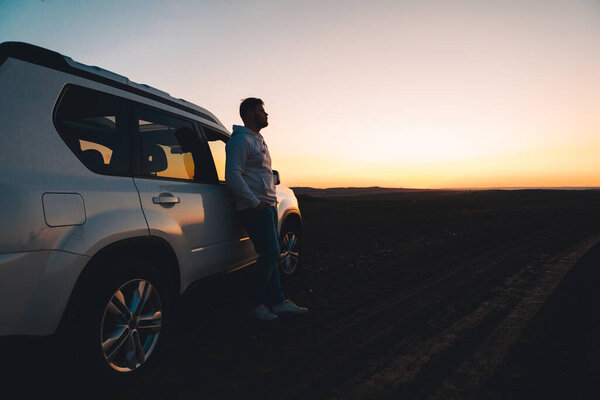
[0,41,223,127]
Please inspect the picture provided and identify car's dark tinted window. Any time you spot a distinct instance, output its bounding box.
[55,85,130,175]
[136,107,216,183]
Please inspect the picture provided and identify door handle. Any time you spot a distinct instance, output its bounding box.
[152,193,180,205]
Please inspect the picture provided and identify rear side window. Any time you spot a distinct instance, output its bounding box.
[136,107,216,183]
[55,85,130,175]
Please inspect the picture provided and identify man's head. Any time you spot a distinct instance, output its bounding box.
[240,97,268,132]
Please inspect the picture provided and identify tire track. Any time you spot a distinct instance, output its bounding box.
[425,235,600,400]
[327,235,600,400]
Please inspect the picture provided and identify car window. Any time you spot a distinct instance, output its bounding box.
[204,127,228,182]
[136,107,215,182]
[54,85,130,175]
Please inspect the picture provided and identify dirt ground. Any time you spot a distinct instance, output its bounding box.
[3,189,600,399]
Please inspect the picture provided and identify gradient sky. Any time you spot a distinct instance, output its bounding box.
[2,0,599,188]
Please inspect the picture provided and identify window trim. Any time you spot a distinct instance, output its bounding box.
[53,83,226,184]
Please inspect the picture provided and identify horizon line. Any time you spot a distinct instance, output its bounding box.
[290,185,600,191]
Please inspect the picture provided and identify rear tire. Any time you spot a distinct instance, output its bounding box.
[60,255,172,386]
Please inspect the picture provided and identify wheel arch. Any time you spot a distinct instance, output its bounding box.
[280,209,302,233]
[58,236,180,332]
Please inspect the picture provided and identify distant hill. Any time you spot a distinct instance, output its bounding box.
[290,186,600,198]
[290,186,440,198]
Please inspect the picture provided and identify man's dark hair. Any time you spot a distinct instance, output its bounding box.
[239,97,264,123]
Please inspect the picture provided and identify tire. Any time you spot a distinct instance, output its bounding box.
[279,220,302,275]
[61,255,172,384]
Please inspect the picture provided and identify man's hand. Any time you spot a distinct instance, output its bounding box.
[255,200,269,210]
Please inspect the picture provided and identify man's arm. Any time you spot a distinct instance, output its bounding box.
[225,135,261,208]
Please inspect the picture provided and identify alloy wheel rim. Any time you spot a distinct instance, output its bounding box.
[280,231,300,275]
[100,279,163,372]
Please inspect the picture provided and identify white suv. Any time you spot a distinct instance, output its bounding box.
[0,42,302,375]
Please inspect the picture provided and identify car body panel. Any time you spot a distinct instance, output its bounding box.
[0,250,89,335]
[134,178,257,291]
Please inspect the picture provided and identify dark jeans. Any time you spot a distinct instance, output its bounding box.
[240,205,285,306]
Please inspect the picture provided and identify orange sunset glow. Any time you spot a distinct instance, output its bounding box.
[2,0,599,189]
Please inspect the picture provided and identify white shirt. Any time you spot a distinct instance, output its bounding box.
[225,125,277,210]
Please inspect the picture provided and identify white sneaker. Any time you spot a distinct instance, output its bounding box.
[250,304,278,320]
[272,299,309,314]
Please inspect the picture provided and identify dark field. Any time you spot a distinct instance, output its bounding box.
[4,189,600,399]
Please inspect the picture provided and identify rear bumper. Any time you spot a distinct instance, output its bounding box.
[0,250,89,336]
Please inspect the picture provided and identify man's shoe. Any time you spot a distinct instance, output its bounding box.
[272,299,309,314]
[250,304,278,320]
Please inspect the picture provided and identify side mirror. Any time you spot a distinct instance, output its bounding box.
[273,170,280,185]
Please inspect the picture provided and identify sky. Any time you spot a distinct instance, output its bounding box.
[1,0,599,188]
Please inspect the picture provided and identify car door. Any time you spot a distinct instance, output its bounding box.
[132,105,241,290]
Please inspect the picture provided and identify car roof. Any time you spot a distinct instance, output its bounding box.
[0,41,228,133]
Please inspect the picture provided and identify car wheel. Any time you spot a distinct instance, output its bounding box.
[279,221,301,275]
[100,277,163,372]
[63,257,171,382]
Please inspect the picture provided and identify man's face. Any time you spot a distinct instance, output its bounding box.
[253,104,269,129]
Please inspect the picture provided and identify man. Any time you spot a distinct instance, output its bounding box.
[225,98,308,320]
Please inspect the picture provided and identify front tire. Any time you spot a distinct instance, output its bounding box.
[279,221,302,275]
